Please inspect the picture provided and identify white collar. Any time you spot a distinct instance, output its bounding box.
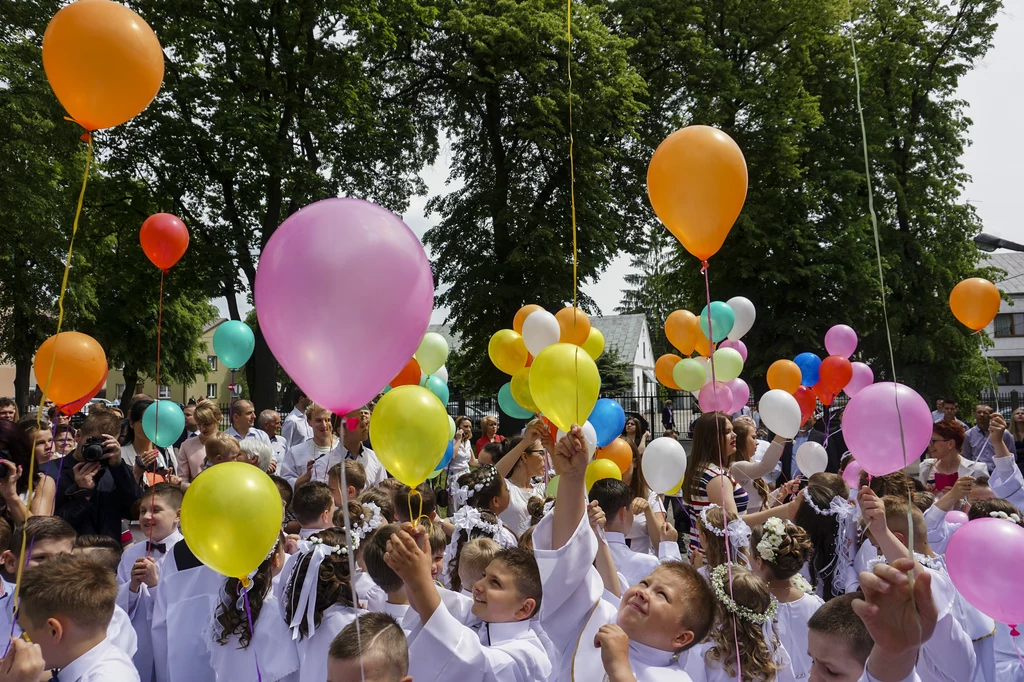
[59,638,116,682]
[484,619,534,645]
[298,527,327,539]
[290,407,304,418]
[628,638,678,667]
[604,531,628,546]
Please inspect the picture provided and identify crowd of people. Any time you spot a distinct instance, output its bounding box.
[0,387,1018,682]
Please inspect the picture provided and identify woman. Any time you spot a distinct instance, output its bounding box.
[450,416,474,480]
[620,437,666,554]
[730,419,791,512]
[474,416,504,455]
[176,401,222,486]
[494,423,549,536]
[918,420,987,494]
[622,416,649,455]
[1010,408,1024,470]
[122,398,178,487]
[0,419,55,524]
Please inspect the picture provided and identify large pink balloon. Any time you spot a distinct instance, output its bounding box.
[843,382,932,476]
[719,339,747,363]
[725,378,749,414]
[699,381,733,413]
[824,324,858,358]
[844,361,874,398]
[947,518,1024,624]
[254,199,434,414]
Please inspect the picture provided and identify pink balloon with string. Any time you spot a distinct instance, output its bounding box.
[719,339,747,362]
[699,381,733,413]
[726,378,749,414]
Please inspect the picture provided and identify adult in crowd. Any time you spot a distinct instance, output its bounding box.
[937,397,967,428]
[449,415,475,480]
[176,402,222,486]
[730,418,787,512]
[238,439,274,472]
[931,397,945,421]
[494,423,549,536]
[620,435,666,554]
[0,419,55,524]
[963,404,1015,472]
[1011,407,1024,470]
[173,403,199,449]
[259,409,286,471]
[120,398,177,487]
[622,415,649,455]
[280,403,337,488]
[662,399,674,432]
[281,388,313,452]
[45,405,71,431]
[225,400,270,444]
[340,406,384,487]
[0,399,17,422]
[779,413,825,482]
[474,415,504,455]
[918,420,987,493]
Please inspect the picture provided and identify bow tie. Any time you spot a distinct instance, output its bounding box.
[51,670,60,681]
[188,431,197,439]
[147,541,167,554]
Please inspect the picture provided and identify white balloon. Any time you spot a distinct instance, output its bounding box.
[434,366,449,384]
[557,421,598,458]
[641,437,688,494]
[726,296,756,341]
[796,441,828,476]
[522,310,560,356]
[696,356,713,385]
[759,389,802,439]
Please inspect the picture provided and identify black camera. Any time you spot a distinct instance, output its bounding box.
[82,436,108,463]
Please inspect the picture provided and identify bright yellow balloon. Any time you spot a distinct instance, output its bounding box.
[370,385,449,487]
[581,327,605,360]
[586,458,622,492]
[530,343,601,432]
[666,475,684,496]
[511,367,539,412]
[488,329,528,375]
[180,462,283,578]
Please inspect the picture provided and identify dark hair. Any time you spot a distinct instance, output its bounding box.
[11,516,76,559]
[0,420,34,495]
[588,479,633,521]
[493,547,542,619]
[968,498,1024,526]
[527,497,547,527]
[455,465,505,513]
[328,612,408,678]
[448,509,502,593]
[808,592,873,663]
[912,491,935,512]
[292,388,307,405]
[858,470,916,499]
[293,481,334,525]
[216,532,283,648]
[731,420,770,506]
[0,398,15,411]
[357,488,396,523]
[793,473,849,601]
[932,420,966,450]
[283,528,355,640]
[481,442,505,462]
[363,524,402,594]
[270,475,294,509]
[622,436,650,501]
[749,522,812,580]
[499,434,541,479]
[943,398,958,406]
[328,460,365,494]
[0,517,12,554]
[682,412,731,504]
[74,534,123,573]
[395,483,436,522]
[80,410,121,439]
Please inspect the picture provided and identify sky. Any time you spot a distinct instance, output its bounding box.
[216,7,1023,324]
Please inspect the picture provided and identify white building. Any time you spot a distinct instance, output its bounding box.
[984,252,1024,391]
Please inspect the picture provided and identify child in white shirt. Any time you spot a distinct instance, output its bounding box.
[293,482,335,539]
[456,538,500,598]
[326,612,410,682]
[694,503,750,574]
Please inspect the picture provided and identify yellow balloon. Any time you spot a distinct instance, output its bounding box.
[180,462,283,578]
[666,475,685,496]
[530,343,601,432]
[488,329,528,375]
[586,458,622,492]
[510,367,539,412]
[581,327,605,360]
[370,385,449,487]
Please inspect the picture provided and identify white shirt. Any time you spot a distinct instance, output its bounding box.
[604,531,679,588]
[295,605,362,682]
[59,637,140,682]
[121,442,173,472]
[152,550,222,682]
[117,531,183,585]
[499,481,545,538]
[450,438,473,480]
[776,592,824,680]
[269,434,287,463]
[346,444,386,486]
[625,491,667,555]
[206,590,299,682]
[685,638,798,682]
[281,408,313,452]
[225,426,271,443]
[279,438,339,488]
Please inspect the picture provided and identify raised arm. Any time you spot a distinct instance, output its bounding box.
[730,435,787,479]
[551,425,590,551]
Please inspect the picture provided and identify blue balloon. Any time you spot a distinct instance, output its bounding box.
[435,440,454,472]
[699,302,735,343]
[498,383,534,419]
[142,400,186,448]
[213,320,255,370]
[794,352,822,387]
[588,398,626,448]
[424,375,449,405]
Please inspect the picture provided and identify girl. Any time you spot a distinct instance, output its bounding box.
[750,519,821,680]
[451,464,516,545]
[792,472,856,601]
[694,504,750,574]
[621,436,667,554]
[0,419,55,524]
[495,428,548,536]
[622,416,649,454]
[730,419,787,512]
[443,506,508,592]
[122,398,177,487]
[283,528,363,682]
[209,533,298,682]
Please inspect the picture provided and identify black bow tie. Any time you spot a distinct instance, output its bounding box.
[51,670,60,681]
[147,541,166,554]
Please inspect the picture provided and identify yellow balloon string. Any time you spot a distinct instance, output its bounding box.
[566,0,580,425]
[13,133,94,617]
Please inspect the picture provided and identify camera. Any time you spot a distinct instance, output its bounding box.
[82,436,108,463]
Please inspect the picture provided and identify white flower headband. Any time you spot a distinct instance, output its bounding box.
[452,464,498,508]
[990,511,1022,524]
[755,517,787,563]
[700,504,752,552]
[442,506,505,573]
[352,501,384,541]
[710,564,779,625]
[287,534,358,640]
[801,487,856,595]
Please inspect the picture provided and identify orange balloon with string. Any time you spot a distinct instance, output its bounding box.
[58,368,108,416]
[693,330,713,358]
[391,357,421,387]
[655,354,683,390]
[949,278,1001,331]
[767,359,802,394]
[665,310,700,355]
[140,214,189,271]
[514,304,543,334]
[556,306,591,346]
[33,332,108,407]
[596,437,633,474]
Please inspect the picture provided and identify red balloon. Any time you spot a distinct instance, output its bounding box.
[794,386,817,423]
[819,355,854,394]
[390,357,421,387]
[140,213,189,271]
[58,368,108,416]
[812,381,835,407]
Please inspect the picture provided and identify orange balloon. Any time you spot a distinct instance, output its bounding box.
[513,304,543,334]
[596,437,633,474]
[949,278,1001,331]
[140,214,189,271]
[767,359,802,394]
[647,126,748,261]
[58,368,108,416]
[42,0,164,131]
[391,357,421,387]
[655,354,683,390]
[693,330,712,358]
[556,307,591,345]
[33,332,108,408]
[665,310,700,355]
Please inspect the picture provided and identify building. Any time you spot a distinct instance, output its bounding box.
[986,252,1024,391]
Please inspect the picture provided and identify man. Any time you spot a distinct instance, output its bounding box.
[931,398,945,422]
[938,398,967,429]
[258,409,284,473]
[779,413,826,482]
[0,399,18,422]
[963,404,1016,472]
[661,399,674,431]
[342,406,385,486]
[173,404,199,449]
[281,388,312,453]
[225,400,270,444]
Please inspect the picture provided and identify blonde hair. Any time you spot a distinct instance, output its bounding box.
[696,506,747,569]
[457,537,500,591]
[205,432,240,463]
[194,402,223,428]
[704,566,781,681]
[304,403,332,422]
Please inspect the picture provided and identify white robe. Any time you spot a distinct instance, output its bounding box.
[776,592,824,681]
[152,548,222,682]
[604,531,681,588]
[295,604,362,682]
[205,590,299,682]
[683,638,798,682]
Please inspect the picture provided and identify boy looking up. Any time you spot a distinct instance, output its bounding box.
[326,612,410,682]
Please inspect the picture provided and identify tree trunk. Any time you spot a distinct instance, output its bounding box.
[119,368,140,408]
[251,326,277,413]
[13,356,31,415]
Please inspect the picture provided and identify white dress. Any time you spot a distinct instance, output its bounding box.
[205,592,299,682]
[499,481,545,538]
[776,592,825,680]
[684,638,798,682]
[295,604,363,682]
[625,491,667,555]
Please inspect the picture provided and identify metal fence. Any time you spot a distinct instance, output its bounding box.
[977,391,1024,416]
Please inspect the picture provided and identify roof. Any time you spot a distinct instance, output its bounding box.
[590,314,646,362]
[985,253,1024,294]
[203,317,228,333]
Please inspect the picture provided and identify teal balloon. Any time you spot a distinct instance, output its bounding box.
[424,375,449,405]
[213,320,255,370]
[498,383,534,419]
[699,301,735,343]
[142,400,186,448]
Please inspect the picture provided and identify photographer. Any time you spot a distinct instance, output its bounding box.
[53,410,143,543]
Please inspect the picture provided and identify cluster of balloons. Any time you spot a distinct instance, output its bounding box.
[389,331,451,406]
[655,297,756,415]
[487,304,601,432]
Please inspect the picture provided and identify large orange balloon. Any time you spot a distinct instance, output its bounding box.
[596,437,633,474]
[42,0,164,131]
[693,329,713,358]
[140,214,189,271]
[58,368,108,416]
[556,307,591,346]
[767,359,802,394]
[33,332,108,408]
[949,278,1001,331]
[391,357,421,387]
[655,354,683,390]
[665,310,700,355]
[647,126,748,261]
[513,304,543,334]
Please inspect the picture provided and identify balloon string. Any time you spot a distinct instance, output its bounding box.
[1010,627,1024,670]
[230,369,235,424]
[980,341,1000,414]
[565,0,580,429]
[241,589,263,682]
[336,462,366,682]
[147,270,166,559]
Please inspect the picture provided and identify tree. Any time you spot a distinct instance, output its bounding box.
[422,0,647,396]
[596,350,634,394]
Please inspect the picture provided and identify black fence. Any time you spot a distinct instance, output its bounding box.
[977,391,1024,416]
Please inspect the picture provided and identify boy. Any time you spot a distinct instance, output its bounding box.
[394,483,436,524]
[293,481,334,539]
[328,460,365,509]
[588,478,680,587]
[204,432,241,468]
[427,521,447,584]
[363,524,413,623]
[327,612,411,682]
[386,527,552,682]
[73,534,123,573]
[539,425,715,681]
[455,537,500,597]
[18,553,138,679]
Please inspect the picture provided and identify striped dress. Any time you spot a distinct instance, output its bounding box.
[683,463,749,557]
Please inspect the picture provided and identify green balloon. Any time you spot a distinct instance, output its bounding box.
[415,332,449,375]
[711,347,744,382]
[546,475,560,498]
[448,415,456,440]
[498,383,534,419]
[673,357,707,392]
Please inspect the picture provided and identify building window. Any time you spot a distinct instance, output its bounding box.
[994,313,1024,337]
[115,383,124,398]
[997,360,1023,386]
[158,385,171,399]
[207,383,218,399]
[208,355,218,371]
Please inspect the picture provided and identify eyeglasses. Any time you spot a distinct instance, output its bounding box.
[525,448,545,455]
[929,438,952,444]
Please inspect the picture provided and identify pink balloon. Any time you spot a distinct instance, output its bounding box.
[844,361,874,398]
[841,459,864,489]
[947,518,1024,624]
[254,198,434,415]
[725,378,749,414]
[843,382,932,476]
[699,381,733,413]
[945,510,969,526]
[719,339,747,362]
[825,324,858,358]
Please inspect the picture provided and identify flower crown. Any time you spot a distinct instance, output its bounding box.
[990,511,1022,524]
[308,533,359,555]
[452,464,499,508]
[755,517,788,563]
[700,504,751,551]
[351,502,384,541]
[710,564,779,625]
[801,487,854,518]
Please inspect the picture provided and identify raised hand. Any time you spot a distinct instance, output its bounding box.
[595,624,635,682]
[552,425,588,480]
[853,558,937,653]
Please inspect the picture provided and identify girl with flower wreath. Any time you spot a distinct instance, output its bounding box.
[694,504,750,575]
[451,464,517,547]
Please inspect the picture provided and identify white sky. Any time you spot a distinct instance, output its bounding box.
[217,7,1022,323]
